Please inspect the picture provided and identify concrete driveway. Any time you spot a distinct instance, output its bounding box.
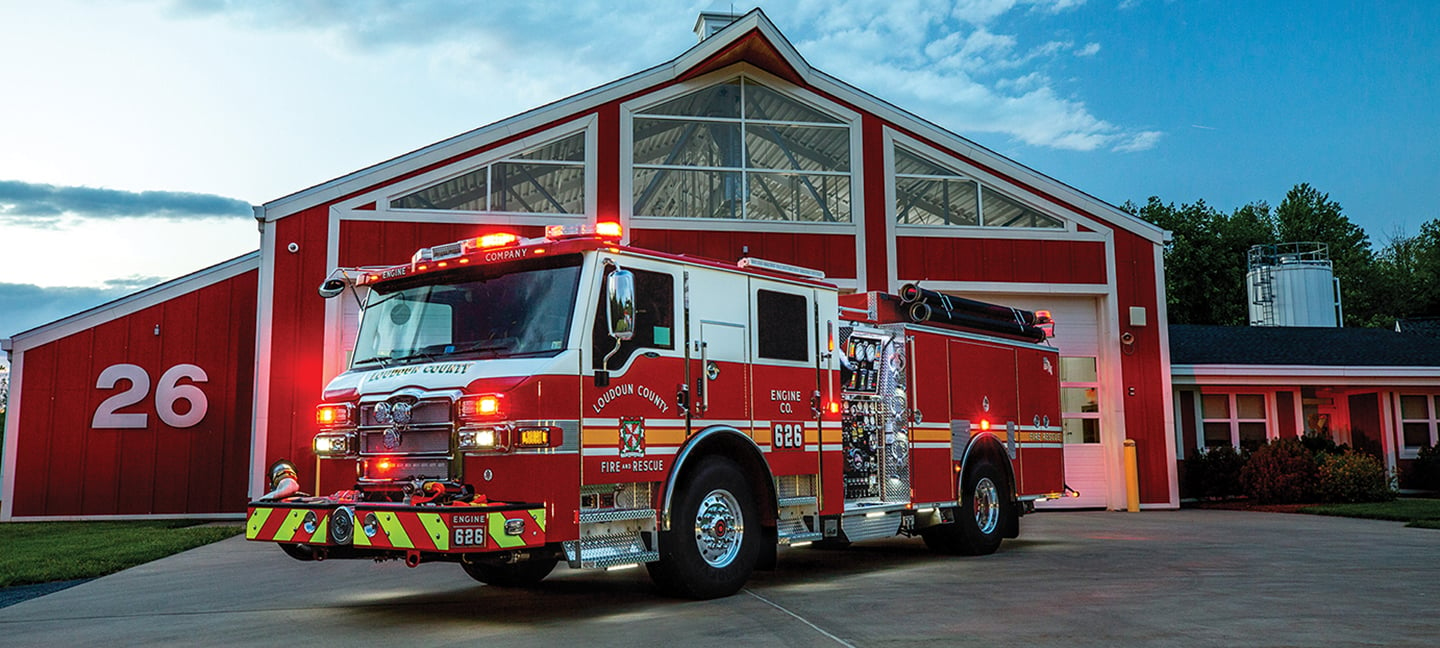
[1,509,1436,646]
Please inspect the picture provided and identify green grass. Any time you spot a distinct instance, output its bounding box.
[1299,498,1440,529]
[0,521,242,587]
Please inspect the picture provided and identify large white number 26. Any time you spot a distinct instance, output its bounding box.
[92,363,209,429]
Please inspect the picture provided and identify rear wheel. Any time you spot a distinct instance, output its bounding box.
[921,460,1010,556]
[647,457,760,599]
[461,557,558,587]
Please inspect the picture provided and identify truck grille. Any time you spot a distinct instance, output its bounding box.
[359,425,452,455]
[357,397,455,482]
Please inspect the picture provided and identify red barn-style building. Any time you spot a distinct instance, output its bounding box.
[1,255,258,519]
[1,10,1178,519]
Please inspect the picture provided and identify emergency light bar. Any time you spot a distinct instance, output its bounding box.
[545,221,623,241]
[737,257,826,279]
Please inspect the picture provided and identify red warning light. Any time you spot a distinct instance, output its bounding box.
[595,221,623,238]
[479,232,520,248]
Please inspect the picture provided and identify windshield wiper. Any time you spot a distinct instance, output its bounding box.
[456,340,515,357]
[352,356,391,367]
[387,350,439,364]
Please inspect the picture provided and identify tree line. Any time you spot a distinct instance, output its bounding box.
[1129,183,1440,328]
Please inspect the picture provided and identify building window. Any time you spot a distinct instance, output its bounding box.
[893,146,1063,229]
[1398,394,1440,454]
[1202,393,1269,451]
[632,77,851,222]
[1060,357,1100,444]
[392,132,586,214]
[755,289,809,362]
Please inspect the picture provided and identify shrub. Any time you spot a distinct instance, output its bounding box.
[1406,442,1440,492]
[1299,432,1341,455]
[1240,438,1318,504]
[1316,451,1396,503]
[1185,445,1246,499]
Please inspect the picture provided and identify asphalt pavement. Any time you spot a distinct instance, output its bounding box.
[0,509,1436,646]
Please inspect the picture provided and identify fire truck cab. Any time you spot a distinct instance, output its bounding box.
[247,222,1064,599]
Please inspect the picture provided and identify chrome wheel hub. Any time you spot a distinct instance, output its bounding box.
[973,476,1000,535]
[694,488,744,568]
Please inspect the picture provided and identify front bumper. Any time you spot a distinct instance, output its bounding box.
[246,500,547,555]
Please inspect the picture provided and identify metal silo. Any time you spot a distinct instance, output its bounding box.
[1247,242,1342,327]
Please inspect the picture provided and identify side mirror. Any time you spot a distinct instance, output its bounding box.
[597,268,636,387]
[318,278,347,299]
[606,269,636,342]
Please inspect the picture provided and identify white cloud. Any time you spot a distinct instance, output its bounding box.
[1114,130,1164,152]
[163,0,1149,153]
[782,1,1156,152]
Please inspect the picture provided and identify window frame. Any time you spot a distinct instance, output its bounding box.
[753,287,811,363]
[382,120,596,220]
[1397,393,1440,458]
[590,264,677,373]
[1059,356,1101,445]
[891,143,1065,230]
[1198,391,1272,451]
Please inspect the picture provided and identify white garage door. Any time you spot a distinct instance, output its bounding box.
[965,294,1111,509]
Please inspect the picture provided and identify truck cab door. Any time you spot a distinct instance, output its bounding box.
[581,258,683,485]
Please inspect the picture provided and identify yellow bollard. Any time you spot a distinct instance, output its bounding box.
[1123,439,1140,512]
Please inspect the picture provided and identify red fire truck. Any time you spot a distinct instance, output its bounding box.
[247,222,1065,599]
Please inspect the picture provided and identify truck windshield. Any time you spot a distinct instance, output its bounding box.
[351,255,582,367]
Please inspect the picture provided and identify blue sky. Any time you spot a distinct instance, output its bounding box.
[1,0,1436,354]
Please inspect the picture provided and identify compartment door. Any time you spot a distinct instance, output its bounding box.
[1016,347,1064,496]
[947,340,1019,489]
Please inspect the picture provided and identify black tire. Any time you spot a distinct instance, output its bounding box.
[810,537,852,550]
[278,543,319,561]
[921,460,1010,556]
[461,557,558,587]
[646,457,760,599]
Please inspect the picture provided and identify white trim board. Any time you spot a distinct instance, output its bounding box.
[1172,364,1440,385]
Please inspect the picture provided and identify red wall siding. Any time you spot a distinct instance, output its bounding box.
[629,229,856,280]
[861,116,889,290]
[1113,231,1169,504]
[896,237,1107,284]
[338,221,547,268]
[11,271,256,517]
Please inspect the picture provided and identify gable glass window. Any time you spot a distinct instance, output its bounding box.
[1398,395,1440,454]
[392,132,585,214]
[893,146,1063,229]
[633,77,851,222]
[1201,393,1269,451]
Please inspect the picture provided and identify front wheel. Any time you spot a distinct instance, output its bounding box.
[921,460,1011,556]
[646,457,760,599]
[461,557,558,587]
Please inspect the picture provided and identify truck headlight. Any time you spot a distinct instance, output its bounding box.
[313,432,356,457]
[458,426,505,452]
